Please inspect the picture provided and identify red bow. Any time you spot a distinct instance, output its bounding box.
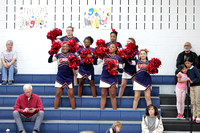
[139,48,149,53]
[112,29,118,34]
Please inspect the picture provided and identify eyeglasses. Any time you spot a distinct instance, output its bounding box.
[184,45,190,47]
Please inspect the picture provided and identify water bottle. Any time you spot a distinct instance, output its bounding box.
[6,129,10,133]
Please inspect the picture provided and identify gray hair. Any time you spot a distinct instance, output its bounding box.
[6,40,13,45]
[23,84,33,91]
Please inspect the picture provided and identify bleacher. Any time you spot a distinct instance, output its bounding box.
[0,74,199,133]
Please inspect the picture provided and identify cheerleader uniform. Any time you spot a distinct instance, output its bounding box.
[50,53,77,89]
[60,36,80,43]
[77,47,95,80]
[133,60,152,90]
[99,54,123,88]
[122,59,137,79]
[106,42,122,49]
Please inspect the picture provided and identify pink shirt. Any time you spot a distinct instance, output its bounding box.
[176,72,188,90]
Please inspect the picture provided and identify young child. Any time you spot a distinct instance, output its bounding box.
[106,29,122,49]
[132,49,152,110]
[98,43,123,110]
[184,57,200,123]
[118,38,137,97]
[142,104,164,133]
[106,121,122,133]
[77,36,96,97]
[176,64,190,119]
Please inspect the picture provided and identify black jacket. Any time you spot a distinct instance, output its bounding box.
[176,51,199,68]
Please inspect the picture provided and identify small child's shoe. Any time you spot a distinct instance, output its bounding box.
[196,118,200,123]
[189,116,196,121]
[177,113,181,119]
[180,114,184,119]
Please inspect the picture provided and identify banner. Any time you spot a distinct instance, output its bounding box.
[84,7,111,29]
[18,6,48,29]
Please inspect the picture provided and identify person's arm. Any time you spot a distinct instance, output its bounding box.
[193,53,199,68]
[141,116,149,133]
[13,96,24,113]
[48,55,58,63]
[191,67,200,83]
[1,58,8,68]
[35,97,44,112]
[7,58,16,67]
[117,57,123,73]
[176,53,182,68]
[153,117,164,133]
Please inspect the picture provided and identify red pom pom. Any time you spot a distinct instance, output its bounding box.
[48,41,62,55]
[146,58,161,74]
[93,47,109,59]
[118,42,138,63]
[67,39,78,53]
[106,59,118,76]
[80,49,94,65]
[68,54,81,70]
[47,28,62,42]
[96,39,106,47]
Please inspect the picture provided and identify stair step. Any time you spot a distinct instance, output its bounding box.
[0,120,141,133]
[0,96,160,108]
[0,85,159,96]
[0,74,176,84]
[163,119,200,131]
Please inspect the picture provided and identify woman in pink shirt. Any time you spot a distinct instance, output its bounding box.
[176,64,191,119]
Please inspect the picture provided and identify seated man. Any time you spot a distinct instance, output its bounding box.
[1,40,17,85]
[13,84,44,133]
[176,42,199,74]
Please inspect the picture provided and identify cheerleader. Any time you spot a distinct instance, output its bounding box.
[98,44,123,110]
[77,36,97,97]
[59,26,83,85]
[48,41,77,109]
[132,49,152,110]
[106,29,122,49]
[118,38,137,97]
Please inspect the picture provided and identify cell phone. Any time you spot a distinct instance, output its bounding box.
[29,108,33,110]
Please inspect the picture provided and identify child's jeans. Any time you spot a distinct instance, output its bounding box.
[1,65,17,81]
[176,87,186,115]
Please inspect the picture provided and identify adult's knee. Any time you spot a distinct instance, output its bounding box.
[38,111,44,117]
[145,95,151,101]
[101,92,107,98]
[13,111,19,117]
[68,90,74,98]
[134,95,140,102]
[55,90,62,98]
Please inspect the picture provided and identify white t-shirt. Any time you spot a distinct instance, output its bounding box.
[1,50,17,67]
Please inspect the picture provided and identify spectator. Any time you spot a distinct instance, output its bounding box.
[176,42,199,74]
[13,84,44,133]
[106,121,122,133]
[142,104,164,133]
[1,40,17,85]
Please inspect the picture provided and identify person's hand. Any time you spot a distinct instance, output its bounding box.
[190,80,193,84]
[187,77,191,81]
[3,63,8,68]
[28,108,36,113]
[23,108,29,113]
[112,67,117,71]
[87,54,92,57]
[176,74,181,78]
[7,63,11,67]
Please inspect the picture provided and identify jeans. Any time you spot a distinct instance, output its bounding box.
[13,111,44,132]
[1,65,17,81]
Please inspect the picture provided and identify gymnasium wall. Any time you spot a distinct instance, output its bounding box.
[0,0,200,75]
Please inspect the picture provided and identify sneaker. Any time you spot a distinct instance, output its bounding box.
[8,80,13,85]
[19,130,26,133]
[196,118,200,123]
[2,80,7,85]
[180,114,184,119]
[177,113,181,119]
[32,130,38,133]
[189,116,197,121]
